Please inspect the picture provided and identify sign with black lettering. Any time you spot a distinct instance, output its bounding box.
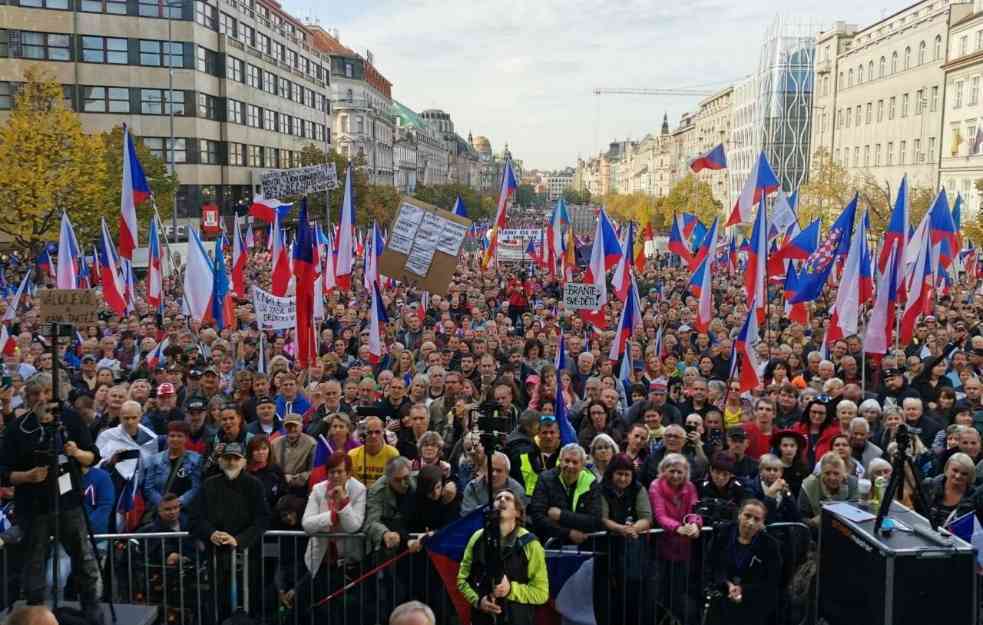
[563,283,602,311]
[260,163,338,198]
[39,289,101,325]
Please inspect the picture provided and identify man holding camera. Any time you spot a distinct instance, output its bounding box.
[0,373,102,621]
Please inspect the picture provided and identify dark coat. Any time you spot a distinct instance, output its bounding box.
[529,468,603,543]
[190,471,270,550]
[707,523,783,625]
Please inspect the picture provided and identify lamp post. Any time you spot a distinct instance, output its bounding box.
[167,0,182,243]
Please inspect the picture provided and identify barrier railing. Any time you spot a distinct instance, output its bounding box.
[0,523,815,625]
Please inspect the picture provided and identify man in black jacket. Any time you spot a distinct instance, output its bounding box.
[0,373,102,621]
[191,442,270,619]
[529,443,602,545]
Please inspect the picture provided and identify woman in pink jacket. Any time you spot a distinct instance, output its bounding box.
[648,452,703,624]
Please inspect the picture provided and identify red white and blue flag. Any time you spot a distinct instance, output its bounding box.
[864,243,900,355]
[367,281,388,364]
[249,196,292,224]
[56,212,80,289]
[689,217,719,272]
[612,222,637,301]
[690,143,727,173]
[482,160,518,269]
[689,254,714,333]
[270,211,291,297]
[929,189,957,270]
[336,162,356,290]
[231,214,247,298]
[98,218,127,316]
[767,218,819,277]
[452,194,468,218]
[826,211,873,344]
[789,195,859,304]
[668,213,693,266]
[744,201,769,320]
[118,125,149,260]
[147,216,163,311]
[145,338,169,370]
[901,215,934,344]
[609,276,641,362]
[293,200,317,369]
[731,305,762,392]
[727,151,780,227]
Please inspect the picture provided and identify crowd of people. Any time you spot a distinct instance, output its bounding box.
[0,213,979,625]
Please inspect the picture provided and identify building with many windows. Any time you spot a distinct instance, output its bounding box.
[0,0,333,217]
[692,86,733,206]
[545,168,574,200]
[940,0,983,213]
[811,1,972,192]
[391,100,449,187]
[307,26,393,187]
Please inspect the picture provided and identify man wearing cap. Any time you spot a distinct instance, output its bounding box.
[272,413,316,496]
[697,451,747,515]
[73,355,99,392]
[142,383,186,436]
[199,367,224,402]
[142,421,203,515]
[625,378,681,428]
[247,396,284,437]
[726,426,759,482]
[191,441,270,619]
[184,396,214,456]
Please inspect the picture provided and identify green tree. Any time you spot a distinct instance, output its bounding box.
[515,184,537,208]
[653,175,722,229]
[798,149,853,228]
[563,188,591,205]
[99,125,177,242]
[0,67,107,252]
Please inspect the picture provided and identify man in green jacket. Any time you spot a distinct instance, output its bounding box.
[529,442,603,544]
[457,489,548,625]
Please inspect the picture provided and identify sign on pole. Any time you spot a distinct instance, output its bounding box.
[563,283,603,311]
[252,286,296,330]
[260,164,338,198]
[39,289,101,325]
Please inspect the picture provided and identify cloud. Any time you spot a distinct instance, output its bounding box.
[286,0,886,169]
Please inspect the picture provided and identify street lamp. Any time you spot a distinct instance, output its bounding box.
[166,0,183,243]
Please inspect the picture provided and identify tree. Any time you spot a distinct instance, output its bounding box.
[0,67,107,252]
[412,183,492,220]
[798,149,853,228]
[652,175,722,229]
[515,184,537,208]
[563,188,591,205]
[98,126,177,244]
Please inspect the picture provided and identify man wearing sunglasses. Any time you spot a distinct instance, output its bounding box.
[511,414,561,497]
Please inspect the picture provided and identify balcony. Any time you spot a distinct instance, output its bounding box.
[333,96,375,111]
[816,59,832,74]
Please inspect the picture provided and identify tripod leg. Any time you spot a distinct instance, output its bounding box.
[905,457,937,531]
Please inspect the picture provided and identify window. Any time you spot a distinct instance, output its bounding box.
[238,24,253,47]
[866,102,872,124]
[875,144,881,166]
[246,104,260,128]
[977,30,983,51]
[899,140,906,165]
[822,75,829,96]
[81,36,127,64]
[265,146,278,169]
[887,142,894,165]
[278,77,290,99]
[292,82,302,103]
[263,109,274,130]
[81,86,129,113]
[961,36,969,57]
[285,49,296,68]
[226,56,242,82]
[848,68,854,86]
[902,93,909,117]
[272,41,283,61]
[227,98,242,124]
[139,40,182,67]
[144,138,187,163]
[196,46,218,74]
[345,62,353,78]
[916,89,924,114]
[195,1,217,29]
[928,137,936,162]
[877,99,884,122]
[935,35,943,60]
[278,113,290,134]
[140,89,184,115]
[879,56,886,77]
[219,12,235,37]
[262,71,276,94]
[854,147,859,165]
[80,0,127,13]
[970,126,978,154]
[228,142,244,166]
[246,64,260,88]
[868,61,873,81]
[919,41,926,64]
[904,46,911,69]
[891,51,898,73]
[915,138,922,162]
[973,77,981,106]
[931,85,939,111]
[291,116,301,136]
[858,65,864,83]
[256,33,269,56]
[889,96,896,119]
[139,0,181,18]
[197,93,218,120]
[247,145,262,167]
[199,139,220,164]
[18,0,69,8]
[955,81,964,108]
[0,82,12,110]
[864,145,870,166]
[21,32,71,61]
[855,105,861,125]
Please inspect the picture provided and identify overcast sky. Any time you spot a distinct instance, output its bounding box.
[285,1,891,171]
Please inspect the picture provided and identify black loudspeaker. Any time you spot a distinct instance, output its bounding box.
[817,503,978,625]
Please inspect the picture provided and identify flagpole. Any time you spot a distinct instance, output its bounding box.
[860,305,867,394]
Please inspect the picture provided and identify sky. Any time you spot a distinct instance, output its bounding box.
[284,0,893,171]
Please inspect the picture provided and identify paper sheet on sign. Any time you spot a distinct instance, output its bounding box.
[390,203,425,254]
[437,219,468,256]
[405,212,442,276]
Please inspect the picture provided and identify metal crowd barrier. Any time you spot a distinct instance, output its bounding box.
[0,523,815,625]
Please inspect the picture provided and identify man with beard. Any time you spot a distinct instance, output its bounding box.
[191,442,270,620]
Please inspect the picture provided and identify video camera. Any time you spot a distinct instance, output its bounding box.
[474,400,509,435]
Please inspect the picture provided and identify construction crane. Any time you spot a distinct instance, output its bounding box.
[592,88,717,96]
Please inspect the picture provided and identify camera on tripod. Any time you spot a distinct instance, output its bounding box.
[474,400,509,435]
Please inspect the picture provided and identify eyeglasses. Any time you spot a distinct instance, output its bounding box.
[539,415,557,424]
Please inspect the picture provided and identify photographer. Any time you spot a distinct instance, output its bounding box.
[457,489,548,625]
[0,372,102,621]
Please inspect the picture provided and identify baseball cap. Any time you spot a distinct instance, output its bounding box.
[202,367,219,377]
[157,383,176,396]
[81,354,96,364]
[649,378,668,393]
[711,451,736,473]
[221,442,245,458]
[726,426,747,440]
[883,368,905,378]
[188,369,203,379]
[283,413,302,426]
[255,396,276,408]
[186,396,207,411]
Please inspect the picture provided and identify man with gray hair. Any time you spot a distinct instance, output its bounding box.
[902,396,942,448]
[389,600,435,625]
[847,417,882,469]
[460,451,527,516]
[529,443,602,544]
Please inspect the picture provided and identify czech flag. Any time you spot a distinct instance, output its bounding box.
[183,227,214,324]
[668,213,693,266]
[783,264,808,324]
[864,242,900,355]
[293,200,317,369]
[609,276,641,363]
[689,217,719,272]
[546,198,570,275]
[612,222,636,302]
[727,151,780,227]
[928,189,957,269]
[635,222,652,273]
[231,214,247,298]
[679,213,700,240]
[147,217,163,311]
[690,143,727,173]
[97,219,127,316]
[249,196,292,224]
[367,281,388,364]
[879,176,910,273]
[826,211,873,344]
[743,201,768,320]
[731,305,762,392]
[688,254,713,332]
[901,216,934,344]
[145,338,169,370]
[270,211,291,297]
[767,218,819,277]
[56,212,80,289]
[482,159,518,269]
[336,162,356,290]
[307,435,332,489]
[119,124,149,260]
